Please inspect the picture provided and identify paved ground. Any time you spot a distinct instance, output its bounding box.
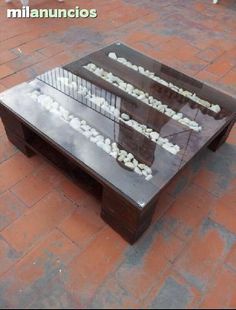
[0,0,236,308]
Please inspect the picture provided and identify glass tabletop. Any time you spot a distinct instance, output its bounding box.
[0,43,234,208]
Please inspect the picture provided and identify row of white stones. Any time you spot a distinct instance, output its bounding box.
[28,89,153,180]
[57,77,121,119]
[83,63,202,132]
[57,77,180,155]
[108,52,221,113]
[120,113,180,155]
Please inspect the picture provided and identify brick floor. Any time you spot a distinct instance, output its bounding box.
[0,0,236,308]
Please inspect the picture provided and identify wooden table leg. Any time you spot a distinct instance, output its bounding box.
[208,120,235,152]
[101,187,156,244]
[0,108,35,157]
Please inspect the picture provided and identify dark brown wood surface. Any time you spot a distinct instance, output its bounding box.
[0,43,235,243]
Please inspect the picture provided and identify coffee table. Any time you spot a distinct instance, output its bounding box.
[0,43,235,244]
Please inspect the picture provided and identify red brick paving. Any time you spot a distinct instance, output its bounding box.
[143,269,201,309]
[0,134,18,164]
[0,229,80,308]
[91,274,140,309]
[0,152,36,193]
[11,174,54,207]
[59,206,106,248]
[64,227,127,305]
[163,184,216,241]
[115,227,184,300]
[0,64,15,79]
[0,50,18,65]
[200,266,236,308]
[0,119,6,136]
[0,237,19,277]
[226,244,236,271]
[173,221,231,292]
[210,187,236,234]
[0,191,26,231]
[2,191,76,253]
[0,0,236,308]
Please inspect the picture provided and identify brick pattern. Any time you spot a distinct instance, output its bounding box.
[0,0,236,308]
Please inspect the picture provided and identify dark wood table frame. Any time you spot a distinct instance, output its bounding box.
[0,43,235,244]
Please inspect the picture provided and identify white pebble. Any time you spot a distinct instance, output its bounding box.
[150,132,160,141]
[70,118,81,130]
[134,167,142,175]
[121,113,130,121]
[145,175,153,181]
[108,52,117,60]
[105,138,111,145]
[103,144,111,153]
[125,162,135,169]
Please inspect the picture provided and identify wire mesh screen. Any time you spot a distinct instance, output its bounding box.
[37,67,121,122]
[36,67,155,165]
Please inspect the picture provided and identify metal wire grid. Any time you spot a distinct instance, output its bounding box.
[37,67,121,123]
